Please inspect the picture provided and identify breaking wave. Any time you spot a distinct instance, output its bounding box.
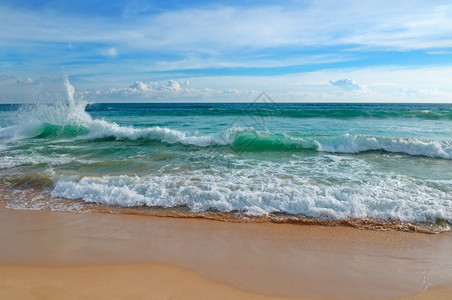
[1,114,451,159]
[50,171,451,225]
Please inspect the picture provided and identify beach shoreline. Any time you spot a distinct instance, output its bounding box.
[1,203,451,299]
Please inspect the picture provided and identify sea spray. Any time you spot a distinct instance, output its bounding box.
[51,161,451,224]
[0,77,92,140]
[64,76,76,108]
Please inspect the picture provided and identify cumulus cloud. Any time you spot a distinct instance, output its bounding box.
[16,77,35,84]
[3,66,452,103]
[98,80,257,101]
[329,78,370,93]
[111,80,188,95]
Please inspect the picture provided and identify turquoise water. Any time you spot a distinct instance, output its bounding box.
[0,81,451,231]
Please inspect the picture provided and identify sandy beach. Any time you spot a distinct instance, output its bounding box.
[1,0,452,299]
[1,203,451,299]
[0,263,297,300]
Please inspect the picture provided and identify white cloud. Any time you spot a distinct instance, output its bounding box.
[329,78,370,93]
[98,80,258,101]
[398,87,449,98]
[127,80,185,94]
[135,54,353,73]
[188,66,452,102]
[3,66,452,103]
[91,66,452,103]
[16,77,35,84]
[105,47,118,57]
[427,50,452,55]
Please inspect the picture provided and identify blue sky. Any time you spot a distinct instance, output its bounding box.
[1,0,452,102]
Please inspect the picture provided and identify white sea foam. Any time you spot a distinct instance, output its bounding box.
[0,125,22,140]
[0,154,82,169]
[4,190,86,213]
[79,119,228,147]
[314,134,452,159]
[51,158,452,224]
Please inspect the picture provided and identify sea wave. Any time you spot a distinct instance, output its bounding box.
[78,119,228,146]
[56,122,452,160]
[2,117,451,159]
[50,170,452,225]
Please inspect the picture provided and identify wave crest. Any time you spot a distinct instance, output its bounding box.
[228,129,451,159]
[4,116,450,159]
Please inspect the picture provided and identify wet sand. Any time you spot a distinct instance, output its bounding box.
[0,203,451,299]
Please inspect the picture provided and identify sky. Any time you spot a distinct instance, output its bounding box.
[1,0,452,103]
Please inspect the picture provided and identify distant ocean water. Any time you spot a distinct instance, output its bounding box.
[1,80,451,232]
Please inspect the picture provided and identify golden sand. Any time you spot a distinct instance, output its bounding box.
[1,203,451,299]
[0,264,299,300]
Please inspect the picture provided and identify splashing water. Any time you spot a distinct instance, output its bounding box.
[64,76,76,108]
[0,77,92,139]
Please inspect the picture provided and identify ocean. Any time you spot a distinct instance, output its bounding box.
[0,80,451,232]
